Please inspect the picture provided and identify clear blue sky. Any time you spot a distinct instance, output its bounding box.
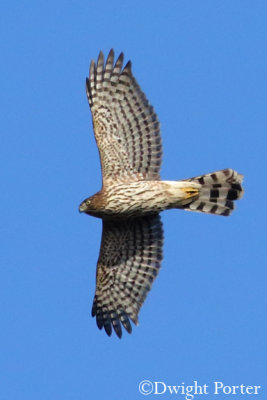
[1,1,266,399]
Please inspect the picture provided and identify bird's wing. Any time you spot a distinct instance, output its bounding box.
[92,215,163,338]
[86,49,162,186]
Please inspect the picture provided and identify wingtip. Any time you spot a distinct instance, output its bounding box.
[114,324,122,339]
[97,50,104,64]
[89,59,95,78]
[124,60,132,72]
[118,51,124,62]
[131,315,139,326]
[108,48,115,57]
[85,77,89,90]
[115,51,124,67]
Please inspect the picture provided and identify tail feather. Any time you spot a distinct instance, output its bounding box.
[182,168,244,216]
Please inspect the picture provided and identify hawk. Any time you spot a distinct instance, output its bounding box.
[79,49,244,338]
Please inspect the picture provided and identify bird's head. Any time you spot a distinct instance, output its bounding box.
[79,197,92,214]
[79,192,103,217]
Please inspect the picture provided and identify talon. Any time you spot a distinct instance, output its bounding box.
[181,187,199,199]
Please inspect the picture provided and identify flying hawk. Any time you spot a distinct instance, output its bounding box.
[79,50,244,338]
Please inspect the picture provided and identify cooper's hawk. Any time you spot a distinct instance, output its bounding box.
[79,49,244,338]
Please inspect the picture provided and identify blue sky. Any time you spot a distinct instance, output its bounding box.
[1,1,266,399]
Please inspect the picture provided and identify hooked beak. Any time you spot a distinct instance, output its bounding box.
[79,202,87,213]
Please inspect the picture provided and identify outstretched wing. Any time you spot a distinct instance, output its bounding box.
[86,49,162,186]
[92,215,163,338]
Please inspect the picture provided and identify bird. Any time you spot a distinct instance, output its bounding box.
[79,49,244,338]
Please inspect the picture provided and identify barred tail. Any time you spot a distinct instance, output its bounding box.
[182,168,244,216]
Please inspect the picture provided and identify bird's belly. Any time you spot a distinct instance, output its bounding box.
[103,181,191,216]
